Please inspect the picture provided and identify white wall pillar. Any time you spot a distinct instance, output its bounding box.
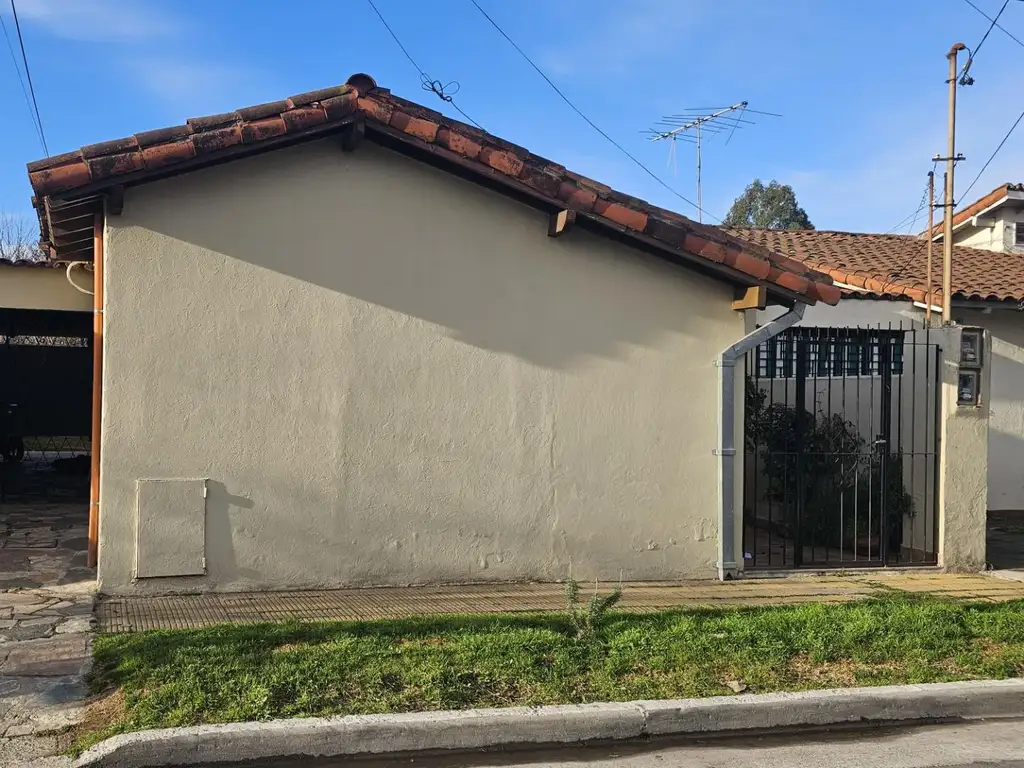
[936,325,991,571]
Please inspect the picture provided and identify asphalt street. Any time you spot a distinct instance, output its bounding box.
[231,718,1024,768]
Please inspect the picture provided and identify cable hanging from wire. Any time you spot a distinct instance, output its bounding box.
[468,0,723,225]
[0,10,42,152]
[958,0,1009,85]
[364,0,484,130]
[880,168,936,294]
[9,0,46,155]
[884,172,934,236]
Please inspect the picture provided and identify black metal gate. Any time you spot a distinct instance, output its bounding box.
[742,324,941,569]
[0,308,92,504]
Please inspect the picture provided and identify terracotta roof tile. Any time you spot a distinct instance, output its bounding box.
[27,73,838,305]
[730,228,1024,304]
[923,183,1024,236]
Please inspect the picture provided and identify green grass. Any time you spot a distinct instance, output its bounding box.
[79,596,1024,753]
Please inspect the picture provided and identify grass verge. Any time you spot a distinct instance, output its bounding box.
[76,596,1024,754]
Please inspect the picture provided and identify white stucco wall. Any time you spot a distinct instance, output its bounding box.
[953,218,1006,251]
[952,206,1024,253]
[0,264,93,311]
[98,139,748,594]
[952,308,1024,511]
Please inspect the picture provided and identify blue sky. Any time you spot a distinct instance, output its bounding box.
[1,0,1022,236]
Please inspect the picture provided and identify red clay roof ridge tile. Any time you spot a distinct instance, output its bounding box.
[26,72,838,305]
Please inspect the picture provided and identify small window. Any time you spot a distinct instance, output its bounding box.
[755,329,905,379]
[1015,223,1024,247]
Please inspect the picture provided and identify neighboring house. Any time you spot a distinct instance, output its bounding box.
[733,227,1024,512]
[926,183,1024,252]
[23,74,841,594]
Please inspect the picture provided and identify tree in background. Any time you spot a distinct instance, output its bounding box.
[723,179,814,230]
[0,213,45,262]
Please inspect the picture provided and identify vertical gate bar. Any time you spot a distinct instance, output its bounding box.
[931,329,941,563]
[842,326,849,561]
[867,325,875,563]
[827,327,834,564]
[749,345,758,570]
[794,335,808,568]
[855,326,863,562]
[879,327,893,565]
[745,346,751,569]
[768,340,776,568]
[811,326,819,565]
[829,328,837,562]
[910,324,918,562]
[896,324,905,563]
[782,333,791,568]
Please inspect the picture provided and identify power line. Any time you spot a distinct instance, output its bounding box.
[467,0,721,225]
[958,106,1024,205]
[961,0,1024,51]
[884,185,932,235]
[959,0,1009,83]
[0,10,42,151]
[364,0,484,130]
[881,171,934,292]
[9,0,46,155]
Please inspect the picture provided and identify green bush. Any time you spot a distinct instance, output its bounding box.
[746,376,914,550]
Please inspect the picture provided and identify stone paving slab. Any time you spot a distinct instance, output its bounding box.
[0,497,95,764]
[1,635,90,677]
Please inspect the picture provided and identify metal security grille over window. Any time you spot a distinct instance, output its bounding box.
[755,328,906,379]
[743,323,940,570]
[1015,222,1024,247]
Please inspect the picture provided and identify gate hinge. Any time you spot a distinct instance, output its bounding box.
[712,448,737,456]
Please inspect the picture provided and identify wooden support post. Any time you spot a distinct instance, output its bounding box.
[107,186,124,216]
[731,285,767,311]
[88,214,104,569]
[547,209,575,237]
[341,121,365,152]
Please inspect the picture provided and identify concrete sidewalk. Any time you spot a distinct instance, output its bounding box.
[96,572,1024,632]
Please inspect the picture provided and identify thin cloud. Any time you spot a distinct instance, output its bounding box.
[539,0,710,76]
[9,0,180,43]
[130,59,254,112]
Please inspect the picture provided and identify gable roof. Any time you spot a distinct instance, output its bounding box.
[924,182,1024,238]
[731,228,1024,305]
[26,74,839,306]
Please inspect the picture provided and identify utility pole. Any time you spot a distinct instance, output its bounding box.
[926,170,935,326]
[942,42,967,324]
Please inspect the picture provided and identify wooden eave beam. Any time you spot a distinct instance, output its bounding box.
[732,284,767,311]
[547,209,576,237]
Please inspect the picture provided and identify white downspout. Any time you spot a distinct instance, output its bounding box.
[716,302,806,580]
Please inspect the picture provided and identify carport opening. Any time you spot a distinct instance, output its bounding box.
[0,307,94,589]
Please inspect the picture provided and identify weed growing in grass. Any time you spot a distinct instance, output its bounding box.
[565,576,622,644]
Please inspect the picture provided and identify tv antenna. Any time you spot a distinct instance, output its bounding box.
[644,103,779,222]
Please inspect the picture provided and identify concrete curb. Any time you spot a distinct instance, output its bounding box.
[74,679,1024,767]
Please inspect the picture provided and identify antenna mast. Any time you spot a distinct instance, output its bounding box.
[646,102,776,222]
